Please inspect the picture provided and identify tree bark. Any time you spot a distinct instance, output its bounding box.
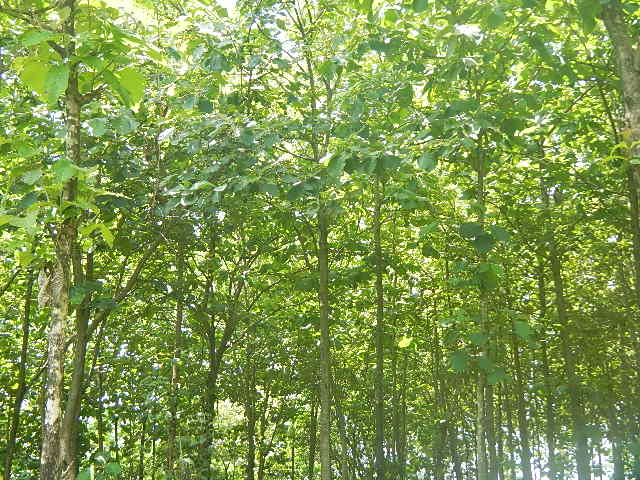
[318,205,332,480]
[167,252,184,475]
[512,327,533,480]
[308,400,318,480]
[540,174,590,480]
[4,270,35,480]
[373,178,386,480]
[245,342,256,480]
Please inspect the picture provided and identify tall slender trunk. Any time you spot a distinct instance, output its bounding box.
[114,416,119,463]
[40,2,80,477]
[540,173,590,480]
[97,370,105,453]
[167,252,184,475]
[512,328,533,480]
[138,415,146,480]
[373,178,386,480]
[475,154,489,480]
[245,342,256,480]
[308,400,318,480]
[333,383,351,480]
[5,270,35,480]
[318,205,332,480]
[60,252,93,480]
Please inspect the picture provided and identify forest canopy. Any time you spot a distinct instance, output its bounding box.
[0,1,639,480]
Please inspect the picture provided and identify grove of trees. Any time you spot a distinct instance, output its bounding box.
[0,0,639,479]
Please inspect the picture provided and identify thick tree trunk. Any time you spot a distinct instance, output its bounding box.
[40,3,81,478]
[601,5,640,466]
[317,206,332,480]
[5,271,35,480]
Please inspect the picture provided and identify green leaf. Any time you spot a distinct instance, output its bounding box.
[287,182,306,202]
[198,99,213,113]
[450,350,470,372]
[76,469,92,480]
[469,331,488,346]
[577,0,601,33]
[327,155,346,178]
[489,225,511,242]
[9,211,38,235]
[459,222,483,239]
[412,0,428,13]
[472,234,496,254]
[21,30,54,47]
[117,67,145,105]
[52,159,78,182]
[514,320,532,341]
[80,223,114,247]
[421,244,439,258]
[112,112,139,135]
[488,367,507,385]
[87,118,108,137]
[22,169,42,185]
[19,60,48,96]
[418,151,437,171]
[45,64,70,104]
[398,337,412,348]
[105,462,122,476]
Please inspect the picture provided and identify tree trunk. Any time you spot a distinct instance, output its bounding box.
[475,158,489,480]
[308,400,318,480]
[60,251,93,480]
[167,252,184,475]
[5,270,35,480]
[138,415,146,480]
[512,328,533,480]
[601,1,640,308]
[373,178,386,480]
[540,175,590,480]
[317,205,332,480]
[245,344,256,480]
[39,2,81,478]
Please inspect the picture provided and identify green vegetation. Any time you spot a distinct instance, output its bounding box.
[0,1,639,479]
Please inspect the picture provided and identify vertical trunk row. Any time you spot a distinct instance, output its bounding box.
[373,177,386,480]
[539,171,590,480]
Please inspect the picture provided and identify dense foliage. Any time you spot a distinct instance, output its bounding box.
[0,1,639,480]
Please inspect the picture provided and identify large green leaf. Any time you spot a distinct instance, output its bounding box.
[117,67,146,105]
[19,60,48,96]
[45,64,70,104]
